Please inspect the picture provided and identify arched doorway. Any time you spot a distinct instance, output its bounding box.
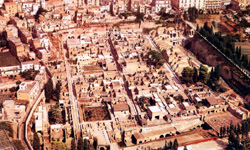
[100,147,105,150]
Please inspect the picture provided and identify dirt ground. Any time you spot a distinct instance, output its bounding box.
[184,34,250,96]
[196,14,236,34]
[80,106,111,122]
[196,14,221,28]
[205,112,241,133]
[177,133,204,145]
[178,138,228,150]
[124,129,217,150]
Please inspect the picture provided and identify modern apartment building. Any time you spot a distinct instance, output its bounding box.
[152,0,172,13]
[171,0,222,11]
[205,0,221,9]
[70,0,99,7]
[3,2,21,17]
[171,0,205,10]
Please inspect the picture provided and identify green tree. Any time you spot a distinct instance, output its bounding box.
[193,67,198,83]
[209,67,215,82]
[241,54,249,67]
[172,139,178,150]
[149,97,156,106]
[48,105,62,124]
[228,132,241,149]
[237,123,241,134]
[207,65,222,91]
[188,7,198,22]
[220,127,223,137]
[45,78,53,103]
[71,139,76,150]
[83,139,90,150]
[181,67,194,84]
[198,65,208,83]
[135,12,144,27]
[55,81,61,101]
[174,94,184,102]
[16,80,21,85]
[159,8,166,17]
[9,87,16,92]
[196,24,199,31]
[169,141,173,149]
[147,50,165,67]
[33,132,41,150]
[227,126,230,135]
[222,126,226,137]
[35,7,48,21]
[77,138,84,150]
[93,138,98,150]
[214,64,221,81]
[51,141,69,149]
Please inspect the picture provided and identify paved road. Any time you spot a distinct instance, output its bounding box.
[144,35,184,92]
[61,36,80,138]
[20,91,45,150]
[184,21,196,30]
[19,102,34,150]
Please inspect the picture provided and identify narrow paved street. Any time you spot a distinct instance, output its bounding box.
[108,38,138,116]
[144,35,184,92]
[61,36,80,139]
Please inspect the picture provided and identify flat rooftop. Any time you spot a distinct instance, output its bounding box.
[148,106,161,113]
[18,82,36,94]
[113,103,129,111]
[83,65,103,71]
